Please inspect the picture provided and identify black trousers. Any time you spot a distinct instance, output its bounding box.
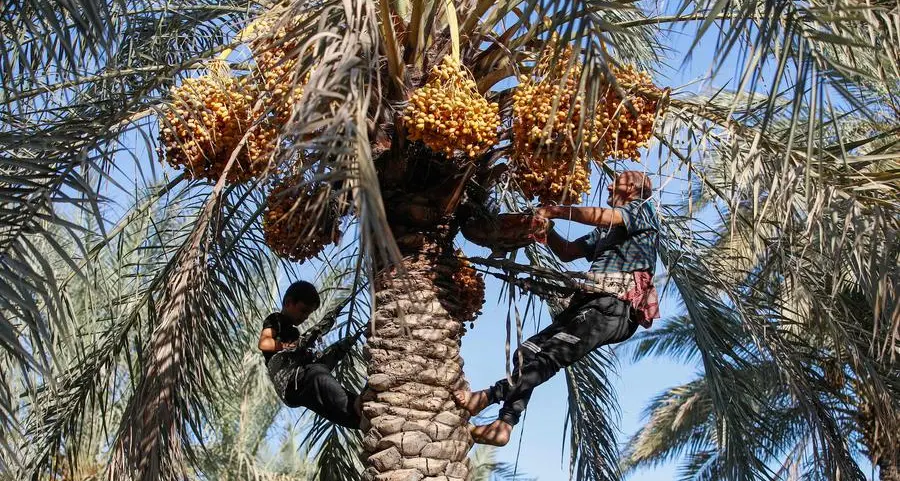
[487,294,638,425]
[270,356,362,430]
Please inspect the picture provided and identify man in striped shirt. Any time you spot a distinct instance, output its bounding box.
[453,171,661,446]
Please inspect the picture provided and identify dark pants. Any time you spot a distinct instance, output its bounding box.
[487,294,638,425]
[285,363,361,429]
[270,355,361,429]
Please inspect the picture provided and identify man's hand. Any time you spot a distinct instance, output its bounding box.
[259,327,301,355]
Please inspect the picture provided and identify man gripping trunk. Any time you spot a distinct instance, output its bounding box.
[259,281,362,429]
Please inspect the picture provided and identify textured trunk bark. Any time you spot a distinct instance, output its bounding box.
[362,253,472,481]
[858,398,900,481]
[880,460,900,481]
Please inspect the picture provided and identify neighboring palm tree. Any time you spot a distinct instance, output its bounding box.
[622,304,899,480]
[621,138,900,479]
[0,185,373,480]
[2,1,898,481]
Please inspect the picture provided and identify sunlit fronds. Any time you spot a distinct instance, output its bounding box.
[648,193,897,478]
[621,377,714,472]
[658,213,788,479]
[623,315,702,365]
[0,0,260,441]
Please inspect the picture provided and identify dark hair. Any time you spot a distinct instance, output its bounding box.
[283,281,321,308]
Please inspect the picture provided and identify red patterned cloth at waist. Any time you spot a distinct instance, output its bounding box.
[573,270,660,328]
[621,270,659,328]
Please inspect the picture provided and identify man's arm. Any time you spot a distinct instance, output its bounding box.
[545,229,591,262]
[317,329,364,370]
[258,328,293,355]
[536,206,624,228]
[297,311,339,351]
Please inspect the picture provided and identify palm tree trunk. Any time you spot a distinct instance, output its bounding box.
[877,440,900,481]
[858,398,900,481]
[880,460,900,481]
[362,252,472,481]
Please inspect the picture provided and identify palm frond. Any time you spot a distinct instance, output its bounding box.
[563,349,622,481]
[17,181,206,480]
[106,174,287,481]
[654,193,897,478]
[678,0,899,114]
[0,0,260,447]
[658,212,784,480]
[16,178,284,480]
[669,88,900,441]
[620,377,715,473]
[274,0,400,267]
[466,445,535,481]
[677,450,721,481]
[623,315,703,365]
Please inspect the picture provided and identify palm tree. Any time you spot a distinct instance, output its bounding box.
[622,305,899,480]
[2,1,898,481]
[621,144,900,479]
[0,185,312,480]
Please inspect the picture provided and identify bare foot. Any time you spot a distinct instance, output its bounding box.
[470,419,513,446]
[451,390,490,416]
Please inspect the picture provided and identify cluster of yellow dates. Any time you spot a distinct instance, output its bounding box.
[159,16,308,183]
[403,56,500,159]
[401,46,663,205]
[449,255,486,323]
[596,65,662,161]
[159,18,665,261]
[428,252,486,323]
[511,42,592,205]
[262,176,342,263]
[159,15,335,261]
[159,75,277,183]
[511,39,664,204]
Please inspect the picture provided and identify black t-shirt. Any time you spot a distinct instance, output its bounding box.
[261,312,303,365]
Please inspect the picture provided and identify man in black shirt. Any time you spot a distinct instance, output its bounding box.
[258,281,362,429]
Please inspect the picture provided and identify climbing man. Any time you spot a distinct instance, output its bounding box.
[259,280,362,429]
[453,170,660,446]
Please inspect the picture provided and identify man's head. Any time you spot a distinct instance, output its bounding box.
[281,281,321,325]
[606,170,652,207]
